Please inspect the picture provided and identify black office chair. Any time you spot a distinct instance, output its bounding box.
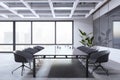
[33,46,44,51]
[89,50,110,75]
[23,47,38,55]
[77,46,98,58]
[12,50,32,76]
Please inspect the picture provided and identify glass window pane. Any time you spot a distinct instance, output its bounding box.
[16,22,31,44]
[0,45,13,51]
[16,45,33,50]
[0,22,13,44]
[33,22,55,44]
[56,22,72,44]
[113,21,120,49]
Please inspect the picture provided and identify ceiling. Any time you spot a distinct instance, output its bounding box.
[0,0,108,19]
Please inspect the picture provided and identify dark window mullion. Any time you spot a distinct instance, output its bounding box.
[55,21,56,45]
[13,21,16,51]
[31,21,33,44]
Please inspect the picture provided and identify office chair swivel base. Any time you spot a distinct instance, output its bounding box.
[91,63,109,76]
[12,63,31,76]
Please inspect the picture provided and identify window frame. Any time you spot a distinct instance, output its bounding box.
[0,20,73,53]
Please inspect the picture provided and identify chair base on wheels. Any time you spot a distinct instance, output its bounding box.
[92,63,109,76]
[12,63,31,76]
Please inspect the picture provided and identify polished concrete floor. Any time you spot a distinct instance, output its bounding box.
[0,53,120,80]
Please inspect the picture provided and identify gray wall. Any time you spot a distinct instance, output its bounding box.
[93,0,120,20]
[93,5,120,48]
[74,16,93,48]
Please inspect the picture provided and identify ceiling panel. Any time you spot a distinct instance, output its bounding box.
[0,0,107,19]
[28,3,50,8]
[0,10,12,14]
[5,2,26,7]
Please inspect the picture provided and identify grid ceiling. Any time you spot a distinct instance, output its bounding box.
[0,0,108,19]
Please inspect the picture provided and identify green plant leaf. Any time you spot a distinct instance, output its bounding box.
[78,29,94,47]
[91,36,94,43]
[79,29,86,36]
[81,39,85,42]
[79,41,86,46]
[85,37,89,40]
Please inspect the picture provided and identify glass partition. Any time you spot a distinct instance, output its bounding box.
[113,21,120,49]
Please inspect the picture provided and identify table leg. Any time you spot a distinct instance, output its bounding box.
[33,58,36,77]
[86,56,89,78]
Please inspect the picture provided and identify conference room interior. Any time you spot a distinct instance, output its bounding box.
[0,0,120,80]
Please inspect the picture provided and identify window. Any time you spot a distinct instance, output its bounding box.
[0,22,13,52]
[0,21,73,52]
[16,45,33,50]
[16,22,31,44]
[0,22,13,44]
[0,45,13,52]
[113,21,120,49]
[56,22,72,44]
[33,22,55,44]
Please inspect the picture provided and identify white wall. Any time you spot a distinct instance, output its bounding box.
[93,0,120,20]
[74,16,93,48]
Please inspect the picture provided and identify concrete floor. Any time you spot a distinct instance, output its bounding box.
[0,53,120,80]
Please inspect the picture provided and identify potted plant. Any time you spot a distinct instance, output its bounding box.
[79,29,94,47]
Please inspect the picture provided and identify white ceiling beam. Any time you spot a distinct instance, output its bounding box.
[54,7,72,10]
[0,2,23,18]
[20,0,39,18]
[0,0,20,2]
[48,0,55,18]
[69,0,79,18]
[23,0,48,3]
[0,13,13,15]
[0,14,8,18]
[85,0,109,18]
[0,0,47,3]
[79,0,104,3]
[10,7,28,10]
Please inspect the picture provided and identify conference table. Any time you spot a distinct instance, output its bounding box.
[33,46,89,78]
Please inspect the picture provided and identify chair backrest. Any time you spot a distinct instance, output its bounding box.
[15,50,33,61]
[89,50,110,63]
[96,50,110,63]
[33,46,44,51]
[77,46,87,52]
[23,48,38,54]
[77,46,98,56]
[14,51,28,63]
